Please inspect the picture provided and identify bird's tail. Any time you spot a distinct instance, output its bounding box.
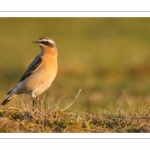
[1,97,12,105]
[1,89,17,105]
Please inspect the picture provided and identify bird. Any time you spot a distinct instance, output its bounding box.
[1,37,58,107]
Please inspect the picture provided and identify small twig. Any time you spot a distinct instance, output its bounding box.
[54,95,67,111]
[143,107,150,116]
[61,88,82,111]
[21,94,25,111]
[41,93,46,111]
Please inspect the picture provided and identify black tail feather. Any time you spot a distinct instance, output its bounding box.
[1,98,11,105]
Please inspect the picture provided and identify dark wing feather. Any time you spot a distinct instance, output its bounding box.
[18,54,42,82]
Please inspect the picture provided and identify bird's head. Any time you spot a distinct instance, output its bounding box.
[33,37,57,52]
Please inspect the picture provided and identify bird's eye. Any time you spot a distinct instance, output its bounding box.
[45,41,50,45]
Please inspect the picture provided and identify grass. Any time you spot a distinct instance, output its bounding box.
[1,18,150,132]
[0,104,150,132]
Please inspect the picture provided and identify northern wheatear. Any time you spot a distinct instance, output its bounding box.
[1,37,58,106]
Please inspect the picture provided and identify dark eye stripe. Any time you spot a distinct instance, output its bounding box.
[40,41,51,46]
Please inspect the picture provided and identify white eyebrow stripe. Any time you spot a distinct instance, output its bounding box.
[39,39,55,45]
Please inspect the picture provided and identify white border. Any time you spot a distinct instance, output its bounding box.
[0,11,150,17]
[0,133,149,139]
[0,0,150,12]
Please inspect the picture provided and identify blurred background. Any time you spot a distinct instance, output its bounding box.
[1,18,150,114]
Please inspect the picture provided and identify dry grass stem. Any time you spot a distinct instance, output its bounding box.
[61,88,82,111]
[54,95,67,111]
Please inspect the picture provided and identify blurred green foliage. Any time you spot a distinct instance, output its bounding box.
[1,18,150,113]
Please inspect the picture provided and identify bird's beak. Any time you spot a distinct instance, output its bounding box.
[32,40,39,44]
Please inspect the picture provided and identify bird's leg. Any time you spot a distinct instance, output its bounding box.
[31,96,36,109]
[32,98,35,108]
